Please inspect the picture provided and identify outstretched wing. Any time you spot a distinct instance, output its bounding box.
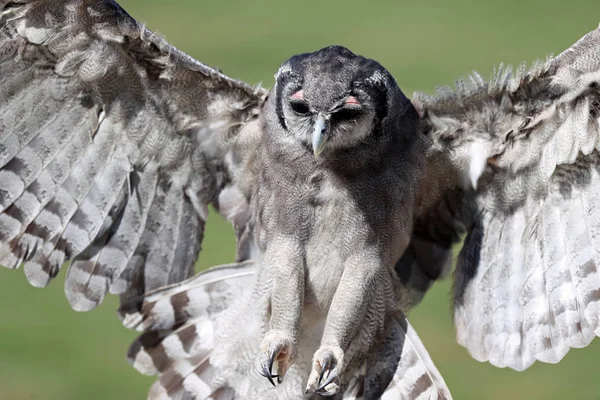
[412,25,600,371]
[0,0,265,311]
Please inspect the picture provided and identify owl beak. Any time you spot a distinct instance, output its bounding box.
[312,117,329,157]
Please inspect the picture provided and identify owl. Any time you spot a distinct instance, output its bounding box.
[1,1,600,399]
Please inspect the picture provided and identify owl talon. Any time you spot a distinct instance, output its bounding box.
[256,330,294,386]
[306,346,343,396]
[317,352,333,386]
[258,354,278,386]
[316,366,338,393]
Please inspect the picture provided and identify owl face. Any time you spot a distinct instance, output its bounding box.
[273,46,396,157]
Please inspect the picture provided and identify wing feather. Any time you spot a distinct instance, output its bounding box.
[344,313,452,400]
[413,25,600,370]
[22,115,121,286]
[0,0,265,310]
[122,262,260,398]
[381,319,452,400]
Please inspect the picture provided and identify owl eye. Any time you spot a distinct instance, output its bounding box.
[290,99,310,115]
[332,105,362,121]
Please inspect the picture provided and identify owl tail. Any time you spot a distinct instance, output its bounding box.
[119,261,259,400]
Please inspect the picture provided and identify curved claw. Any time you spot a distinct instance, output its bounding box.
[316,367,338,393]
[258,369,277,387]
[317,353,333,386]
[257,332,294,387]
[306,347,343,396]
[258,349,279,386]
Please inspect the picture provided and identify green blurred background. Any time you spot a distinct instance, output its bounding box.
[1,0,600,399]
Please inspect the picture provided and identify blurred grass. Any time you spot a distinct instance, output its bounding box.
[1,0,599,399]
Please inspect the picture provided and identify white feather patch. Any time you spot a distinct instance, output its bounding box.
[16,20,53,44]
[466,140,491,189]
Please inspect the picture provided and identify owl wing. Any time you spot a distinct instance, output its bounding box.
[0,0,265,311]
[345,312,452,400]
[411,25,600,370]
[121,261,261,400]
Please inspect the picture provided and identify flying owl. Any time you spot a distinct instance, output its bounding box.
[1,0,600,399]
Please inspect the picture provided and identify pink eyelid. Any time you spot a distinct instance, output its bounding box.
[291,91,359,105]
[345,96,360,105]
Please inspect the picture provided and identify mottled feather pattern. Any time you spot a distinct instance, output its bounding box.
[381,325,451,400]
[124,263,451,399]
[1,2,451,395]
[415,28,600,195]
[346,313,451,400]
[413,26,600,370]
[4,0,600,398]
[122,262,261,398]
[0,0,265,311]
[453,156,600,370]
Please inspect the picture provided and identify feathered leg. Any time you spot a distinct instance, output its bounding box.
[256,238,306,385]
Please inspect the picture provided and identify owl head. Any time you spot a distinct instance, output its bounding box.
[269,45,417,157]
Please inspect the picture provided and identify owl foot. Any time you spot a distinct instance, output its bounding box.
[305,346,342,396]
[256,329,294,386]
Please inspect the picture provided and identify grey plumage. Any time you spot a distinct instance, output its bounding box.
[414,26,600,371]
[252,46,430,398]
[0,0,263,313]
[2,1,600,399]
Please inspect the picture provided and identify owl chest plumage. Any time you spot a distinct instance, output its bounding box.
[253,141,416,311]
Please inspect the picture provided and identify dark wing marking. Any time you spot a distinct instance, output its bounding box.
[121,261,259,399]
